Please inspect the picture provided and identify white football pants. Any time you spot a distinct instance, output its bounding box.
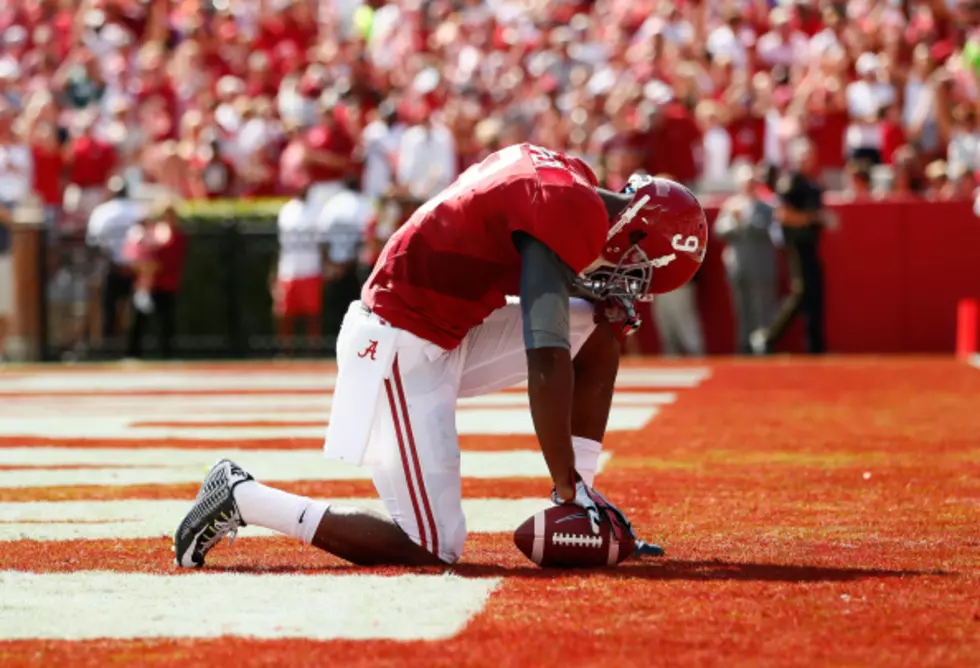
[331,297,597,563]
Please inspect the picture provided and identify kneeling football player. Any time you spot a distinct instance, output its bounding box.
[174,143,707,567]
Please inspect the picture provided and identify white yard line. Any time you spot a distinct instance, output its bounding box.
[0,391,678,414]
[0,498,553,541]
[0,367,710,393]
[0,407,659,439]
[0,448,612,488]
[0,571,500,641]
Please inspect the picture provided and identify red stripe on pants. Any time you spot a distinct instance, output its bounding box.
[391,356,440,560]
[384,375,428,553]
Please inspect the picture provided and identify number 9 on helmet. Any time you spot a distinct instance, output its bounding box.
[581,175,708,301]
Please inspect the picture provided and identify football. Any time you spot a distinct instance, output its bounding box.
[513,505,635,568]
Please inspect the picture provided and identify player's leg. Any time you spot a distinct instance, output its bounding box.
[175,309,464,567]
[234,467,443,566]
[457,297,599,397]
[569,315,620,477]
[457,299,664,557]
[361,342,468,564]
[174,459,441,567]
[298,275,323,354]
[244,342,466,565]
[273,279,293,356]
[457,297,615,486]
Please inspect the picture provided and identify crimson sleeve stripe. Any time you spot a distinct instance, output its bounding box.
[384,375,429,553]
[391,356,440,560]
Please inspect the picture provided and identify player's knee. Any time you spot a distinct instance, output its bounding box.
[405,516,467,564]
[435,518,467,564]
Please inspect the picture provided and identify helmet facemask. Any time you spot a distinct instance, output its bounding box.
[574,248,648,339]
[576,244,654,304]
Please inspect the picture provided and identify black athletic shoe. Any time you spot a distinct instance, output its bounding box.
[174,459,253,568]
[633,538,666,558]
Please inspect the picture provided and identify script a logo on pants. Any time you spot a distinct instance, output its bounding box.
[358,340,379,361]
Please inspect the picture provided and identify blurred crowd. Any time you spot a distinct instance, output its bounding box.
[1,0,980,223]
[4,0,980,360]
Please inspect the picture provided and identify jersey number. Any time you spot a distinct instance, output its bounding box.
[415,144,525,219]
[415,144,565,219]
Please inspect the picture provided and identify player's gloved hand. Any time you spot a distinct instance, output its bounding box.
[586,485,636,543]
[551,472,603,535]
[551,471,635,539]
[592,294,641,344]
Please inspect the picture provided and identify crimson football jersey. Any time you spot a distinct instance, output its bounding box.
[362,143,608,349]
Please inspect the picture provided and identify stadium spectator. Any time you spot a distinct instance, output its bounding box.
[843,159,876,202]
[318,176,374,351]
[86,176,143,342]
[2,0,974,207]
[756,7,808,72]
[21,93,63,232]
[186,131,237,200]
[360,99,402,201]
[942,102,980,178]
[0,101,31,358]
[944,162,976,199]
[890,144,927,197]
[714,164,777,355]
[273,179,325,356]
[904,44,940,156]
[696,100,733,192]
[63,112,117,230]
[651,270,705,358]
[924,159,950,199]
[0,209,10,360]
[845,52,895,165]
[304,92,355,218]
[395,99,458,202]
[123,202,188,360]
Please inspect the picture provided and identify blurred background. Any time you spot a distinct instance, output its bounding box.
[0,0,978,362]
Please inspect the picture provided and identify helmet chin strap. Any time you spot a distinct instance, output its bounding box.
[579,257,614,276]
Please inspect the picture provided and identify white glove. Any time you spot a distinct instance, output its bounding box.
[551,471,635,541]
[551,476,603,535]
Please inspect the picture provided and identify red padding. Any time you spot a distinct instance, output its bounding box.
[956,299,979,358]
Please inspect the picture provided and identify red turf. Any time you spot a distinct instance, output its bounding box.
[1,358,978,667]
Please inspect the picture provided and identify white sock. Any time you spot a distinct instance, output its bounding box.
[573,436,603,487]
[233,481,330,545]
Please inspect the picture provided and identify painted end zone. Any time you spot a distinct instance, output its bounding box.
[0,498,554,541]
[0,571,501,641]
[0,450,613,488]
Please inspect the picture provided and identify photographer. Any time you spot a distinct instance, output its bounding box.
[751,139,828,355]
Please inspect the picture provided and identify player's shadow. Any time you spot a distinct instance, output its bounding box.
[209,559,953,582]
[448,559,954,583]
